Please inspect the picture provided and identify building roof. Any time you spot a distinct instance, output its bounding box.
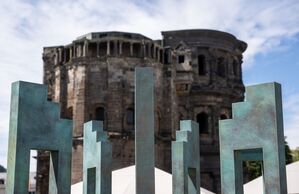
[76,31,152,41]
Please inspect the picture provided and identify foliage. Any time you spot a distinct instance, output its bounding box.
[0,165,6,172]
[292,147,299,162]
[285,140,293,164]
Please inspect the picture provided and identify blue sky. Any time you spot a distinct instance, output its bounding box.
[0,0,299,168]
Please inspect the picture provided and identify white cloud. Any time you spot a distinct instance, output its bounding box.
[0,0,299,167]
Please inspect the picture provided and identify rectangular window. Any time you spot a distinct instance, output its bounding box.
[178,55,185,63]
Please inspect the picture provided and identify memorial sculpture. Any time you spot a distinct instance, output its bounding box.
[6,69,288,194]
[219,82,287,194]
[83,121,111,194]
[6,81,73,194]
[172,120,200,194]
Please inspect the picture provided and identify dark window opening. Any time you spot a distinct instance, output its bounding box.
[66,107,73,120]
[109,41,115,56]
[196,112,209,134]
[178,55,185,63]
[99,42,107,56]
[159,50,163,63]
[151,44,154,58]
[164,50,170,64]
[88,43,97,57]
[220,114,227,120]
[95,107,105,121]
[65,48,70,62]
[122,42,131,56]
[126,108,134,125]
[145,44,149,57]
[217,57,226,77]
[133,43,141,57]
[99,34,107,38]
[198,55,206,75]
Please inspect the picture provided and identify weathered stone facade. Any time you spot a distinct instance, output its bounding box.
[39,29,246,194]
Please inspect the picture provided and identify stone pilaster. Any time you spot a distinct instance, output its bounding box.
[107,41,110,56]
[73,65,87,137]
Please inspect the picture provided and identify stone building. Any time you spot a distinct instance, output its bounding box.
[39,29,247,194]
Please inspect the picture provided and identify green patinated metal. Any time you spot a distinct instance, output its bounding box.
[83,121,111,194]
[172,120,200,194]
[135,67,155,194]
[6,81,73,194]
[219,82,287,194]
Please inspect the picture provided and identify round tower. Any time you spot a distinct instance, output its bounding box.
[162,29,247,193]
[42,31,169,187]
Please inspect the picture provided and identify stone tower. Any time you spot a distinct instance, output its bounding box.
[40,29,246,194]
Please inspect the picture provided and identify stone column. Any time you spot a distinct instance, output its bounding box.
[83,41,89,57]
[70,47,73,59]
[73,65,87,137]
[130,42,133,57]
[142,43,145,58]
[119,41,123,56]
[96,42,100,57]
[114,40,118,56]
[58,48,62,62]
[107,41,110,56]
[77,45,81,57]
[148,43,152,58]
[73,44,76,58]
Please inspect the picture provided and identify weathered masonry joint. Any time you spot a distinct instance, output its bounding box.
[40,29,247,194]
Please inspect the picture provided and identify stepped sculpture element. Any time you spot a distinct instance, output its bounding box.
[219,82,287,194]
[83,121,111,194]
[6,81,73,194]
[172,120,200,194]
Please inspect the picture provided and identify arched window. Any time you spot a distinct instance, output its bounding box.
[126,108,134,125]
[66,107,73,119]
[217,57,226,77]
[196,112,209,134]
[95,107,105,121]
[198,55,206,75]
[178,55,185,63]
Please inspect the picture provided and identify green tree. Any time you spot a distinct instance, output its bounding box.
[0,165,6,172]
[292,147,299,162]
[285,140,293,164]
